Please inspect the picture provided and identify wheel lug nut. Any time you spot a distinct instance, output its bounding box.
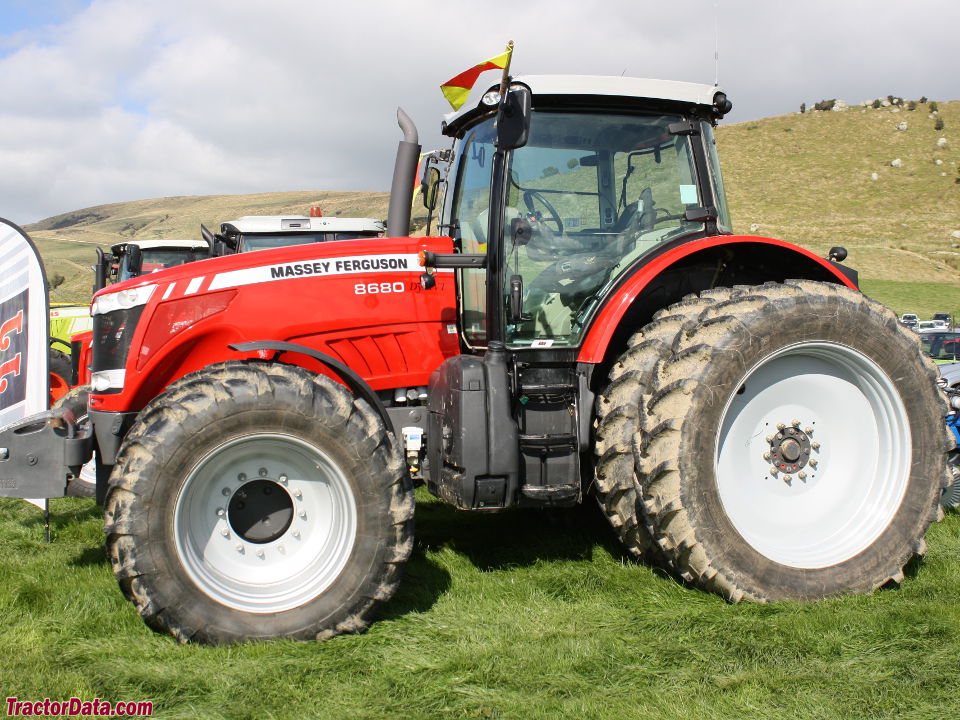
[238,473,246,482]
[292,530,301,539]
[236,544,244,554]
[809,459,818,468]
[216,507,225,517]
[278,545,286,554]
[220,528,230,538]
[259,467,268,477]
[222,487,231,496]
[769,466,779,475]
[798,471,807,480]
[298,510,307,519]
[804,427,814,435]
[765,435,774,443]
[783,474,792,483]
[792,419,800,427]
[763,452,771,461]
[256,549,265,559]
[279,474,288,484]
[812,442,820,451]
[293,489,303,499]
[777,423,786,430]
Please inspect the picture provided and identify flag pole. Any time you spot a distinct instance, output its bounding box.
[497,40,515,98]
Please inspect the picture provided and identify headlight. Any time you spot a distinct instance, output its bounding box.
[92,284,156,316]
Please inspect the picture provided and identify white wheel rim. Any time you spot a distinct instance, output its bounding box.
[715,342,911,569]
[174,433,357,613]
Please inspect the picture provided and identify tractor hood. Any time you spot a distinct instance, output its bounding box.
[94,235,439,301]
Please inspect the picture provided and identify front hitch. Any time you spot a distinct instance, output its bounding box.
[0,409,92,499]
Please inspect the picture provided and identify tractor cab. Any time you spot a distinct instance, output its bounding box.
[95,239,212,290]
[423,76,733,351]
[214,215,386,254]
[415,77,738,511]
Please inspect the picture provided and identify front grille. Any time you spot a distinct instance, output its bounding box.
[91,306,145,393]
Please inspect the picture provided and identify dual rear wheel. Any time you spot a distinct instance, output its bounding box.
[595,281,948,601]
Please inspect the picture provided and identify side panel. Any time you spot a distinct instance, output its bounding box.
[91,237,461,413]
[577,235,858,364]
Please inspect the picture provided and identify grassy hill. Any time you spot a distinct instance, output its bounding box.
[718,99,960,316]
[28,190,390,303]
[25,100,960,315]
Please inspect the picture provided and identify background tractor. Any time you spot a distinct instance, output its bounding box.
[0,75,947,644]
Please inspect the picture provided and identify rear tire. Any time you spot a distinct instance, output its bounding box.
[599,281,948,601]
[594,289,733,561]
[104,361,414,643]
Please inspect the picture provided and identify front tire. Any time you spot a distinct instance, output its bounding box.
[598,281,948,601]
[105,361,414,643]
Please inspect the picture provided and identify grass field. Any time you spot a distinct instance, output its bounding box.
[1,492,958,720]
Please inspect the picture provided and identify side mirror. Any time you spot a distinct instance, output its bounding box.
[829,246,848,262]
[422,166,441,211]
[495,85,531,151]
[126,245,144,277]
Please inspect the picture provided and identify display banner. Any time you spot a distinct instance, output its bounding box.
[0,219,49,431]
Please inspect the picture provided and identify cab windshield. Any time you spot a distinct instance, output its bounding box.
[453,111,706,348]
[119,247,208,281]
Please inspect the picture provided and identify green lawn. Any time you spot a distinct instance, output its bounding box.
[861,279,960,322]
[1,490,958,720]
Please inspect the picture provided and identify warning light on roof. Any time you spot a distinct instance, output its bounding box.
[309,206,323,217]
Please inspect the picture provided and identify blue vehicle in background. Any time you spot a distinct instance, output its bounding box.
[938,368,960,508]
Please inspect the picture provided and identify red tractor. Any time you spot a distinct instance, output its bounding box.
[0,76,947,644]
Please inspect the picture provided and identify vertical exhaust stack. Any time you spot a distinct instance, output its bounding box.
[386,107,421,238]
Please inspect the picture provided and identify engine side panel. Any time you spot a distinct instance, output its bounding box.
[91,236,459,413]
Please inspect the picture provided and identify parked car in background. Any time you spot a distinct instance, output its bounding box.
[901,313,919,329]
[918,320,948,332]
[933,312,953,328]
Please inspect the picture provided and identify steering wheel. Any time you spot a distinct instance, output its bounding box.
[525,252,613,310]
[523,190,564,235]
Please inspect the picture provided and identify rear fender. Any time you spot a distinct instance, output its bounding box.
[578,235,858,364]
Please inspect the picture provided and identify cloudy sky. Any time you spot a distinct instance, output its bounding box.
[0,0,957,224]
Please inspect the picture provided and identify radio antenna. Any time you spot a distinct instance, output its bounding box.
[714,0,720,86]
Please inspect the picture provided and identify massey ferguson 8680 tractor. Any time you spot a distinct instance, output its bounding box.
[0,76,948,644]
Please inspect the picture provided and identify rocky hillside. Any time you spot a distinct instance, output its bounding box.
[718,99,959,300]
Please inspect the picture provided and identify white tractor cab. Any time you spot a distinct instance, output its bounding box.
[204,211,385,255]
[94,239,212,291]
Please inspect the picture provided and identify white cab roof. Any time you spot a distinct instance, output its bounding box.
[515,75,722,106]
[224,216,385,233]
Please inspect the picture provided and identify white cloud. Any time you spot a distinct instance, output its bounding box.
[0,0,957,223]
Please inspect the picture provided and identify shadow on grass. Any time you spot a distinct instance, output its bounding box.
[70,545,108,567]
[412,496,633,572]
[380,552,452,619]
[381,499,639,619]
